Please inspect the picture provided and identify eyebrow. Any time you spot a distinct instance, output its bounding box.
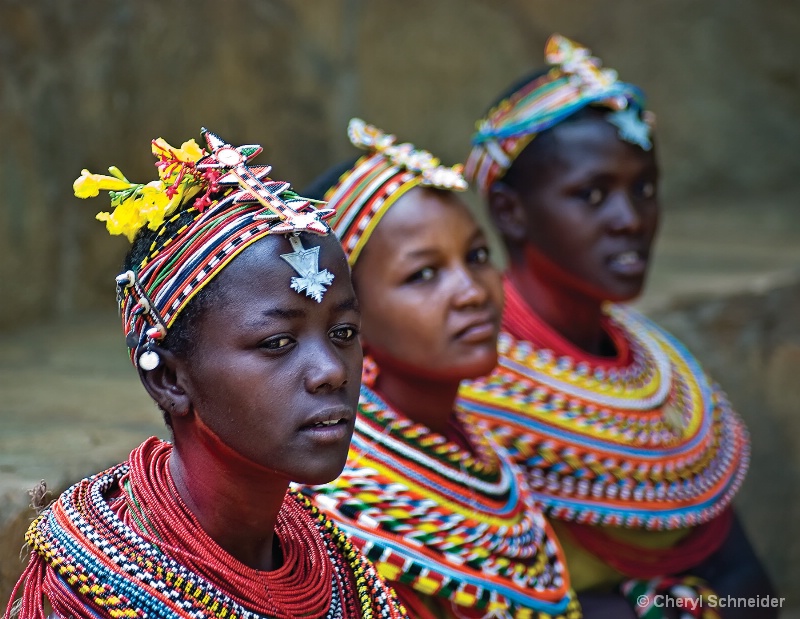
[244,297,360,329]
[402,228,486,260]
[241,307,305,330]
[334,297,360,315]
[404,248,440,260]
[261,307,305,320]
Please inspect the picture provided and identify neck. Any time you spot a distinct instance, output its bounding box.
[507,261,609,356]
[373,371,459,436]
[168,413,288,571]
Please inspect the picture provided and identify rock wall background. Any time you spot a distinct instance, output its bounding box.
[1,0,798,328]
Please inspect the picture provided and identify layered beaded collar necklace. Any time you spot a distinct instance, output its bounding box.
[301,385,578,619]
[459,281,750,531]
[11,438,406,619]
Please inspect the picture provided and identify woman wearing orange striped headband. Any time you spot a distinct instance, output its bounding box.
[459,35,775,618]
[6,129,408,619]
[298,119,581,619]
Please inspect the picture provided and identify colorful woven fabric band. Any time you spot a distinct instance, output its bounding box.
[326,118,467,265]
[465,34,649,196]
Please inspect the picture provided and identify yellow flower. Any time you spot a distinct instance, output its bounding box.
[95,198,147,243]
[73,169,133,199]
[138,181,172,231]
[151,137,205,164]
[178,139,204,162]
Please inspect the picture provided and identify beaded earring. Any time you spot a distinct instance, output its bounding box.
[137,327,165,371]
[138,344,161,371]
[361,354,379,388]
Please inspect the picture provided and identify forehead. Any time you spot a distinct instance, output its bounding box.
[369,188,478,248]
[525,113,656,185]
[210,233,352,306]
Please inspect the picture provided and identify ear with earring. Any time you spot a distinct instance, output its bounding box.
[361,354,379,388]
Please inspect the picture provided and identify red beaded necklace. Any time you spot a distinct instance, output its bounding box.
[8,437,410,619]
[124,439,350,617]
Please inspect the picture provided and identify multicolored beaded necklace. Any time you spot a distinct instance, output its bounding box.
[300,386,580,619]
[7,438,407,619]
[458,282,750,532]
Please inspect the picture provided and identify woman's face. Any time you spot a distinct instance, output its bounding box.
[175,233,362,485]
[511,113,660,303]
[353,188,503,383]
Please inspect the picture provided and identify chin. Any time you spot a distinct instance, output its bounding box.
[292,450,352,487]
[594,276,647,304]
[605,285,645,304]
[451,350,499,382]
[294,463,348,487]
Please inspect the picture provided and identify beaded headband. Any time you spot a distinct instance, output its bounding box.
[465,34,654,196]
[74,129,337,368]
[325,118,467,265]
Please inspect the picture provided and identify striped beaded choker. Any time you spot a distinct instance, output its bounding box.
[459,281,750,531]
[300,384,580,618]
[73,129,337,369]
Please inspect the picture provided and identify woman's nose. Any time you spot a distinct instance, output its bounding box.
[451,266,489,309]
[304,340,350,393]
[607,190,643,234]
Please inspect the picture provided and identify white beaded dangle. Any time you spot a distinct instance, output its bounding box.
[138,348,161,371]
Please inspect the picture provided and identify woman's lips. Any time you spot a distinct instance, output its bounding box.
[608,250,648,276]
[454,316,497,344]
[299,418,352,445]
[299,407,354,445]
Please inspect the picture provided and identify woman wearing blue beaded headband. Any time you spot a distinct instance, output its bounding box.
[6,130,408,619]
[459,34,775,618]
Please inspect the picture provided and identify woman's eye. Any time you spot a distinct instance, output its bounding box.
[330,326,358,341]
[637,180,656,199]
[468,246,490,265]
[261,336,294,350]
[581,188,605,206]
[407,267,436,283]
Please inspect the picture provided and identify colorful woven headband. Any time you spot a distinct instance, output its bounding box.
[325,118,467,265]
[74,129,337,368]
[465,34,654,196]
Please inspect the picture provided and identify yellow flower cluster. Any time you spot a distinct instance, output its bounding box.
[73,139,206,242]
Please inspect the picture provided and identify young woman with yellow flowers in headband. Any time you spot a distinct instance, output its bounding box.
[299,119,581,619]
[459,35,775,618]
[5,129,407,619]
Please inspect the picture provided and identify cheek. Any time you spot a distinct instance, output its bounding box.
[477,269,504,313]
[645,205,661,236]
[361,290,445,358]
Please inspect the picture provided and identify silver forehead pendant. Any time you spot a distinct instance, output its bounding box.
[280,235,335,303]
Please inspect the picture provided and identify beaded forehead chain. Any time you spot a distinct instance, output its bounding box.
[74,129,337,370]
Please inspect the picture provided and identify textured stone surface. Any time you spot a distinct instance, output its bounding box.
[1,0,799,328]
